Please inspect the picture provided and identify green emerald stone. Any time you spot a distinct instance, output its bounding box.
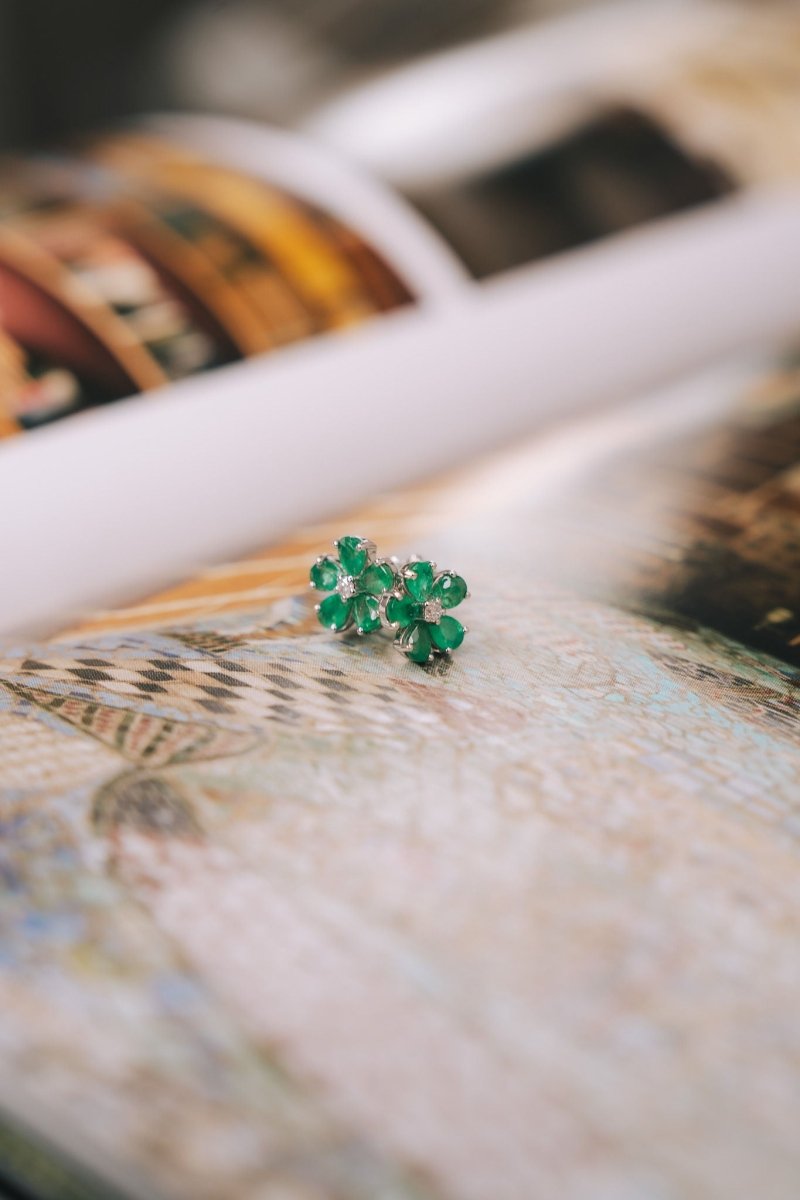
[398,621,432,664]
[360,561,395,596]
[432,572,467,609]
[337,536,368,578]
[310,555,341,591]
[317,592,353,631]
[385,594,419,629]
[353,593,381,634]
[429,615,464,652]
[402,560,434,602]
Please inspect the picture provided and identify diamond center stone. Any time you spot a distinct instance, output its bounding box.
[422,597,443,624]
[337,575,357,601]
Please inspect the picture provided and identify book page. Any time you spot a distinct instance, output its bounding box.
[1,352,799,1200]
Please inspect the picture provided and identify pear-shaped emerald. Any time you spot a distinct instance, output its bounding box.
[317,593,353,631]
[310,555,341,591]
[398,621,432,663]
[360,561,395,596]
[402,560,434,602]
[353,593,381,634]
[432,572,467,609]
[429,615,464,652]
[336,536,368,577]
[386,594,419,629]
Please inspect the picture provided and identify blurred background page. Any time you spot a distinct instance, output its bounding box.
[1,1,800,630]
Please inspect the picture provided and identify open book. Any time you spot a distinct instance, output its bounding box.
[2,4,800,1198]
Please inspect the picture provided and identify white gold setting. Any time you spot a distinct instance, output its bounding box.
[379,589,400,631]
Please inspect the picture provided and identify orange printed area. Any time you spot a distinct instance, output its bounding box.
[91,136,406,328]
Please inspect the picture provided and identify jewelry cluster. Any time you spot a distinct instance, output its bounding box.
[310,536,469,665]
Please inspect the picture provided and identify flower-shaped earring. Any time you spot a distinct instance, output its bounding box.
[310,536,396,634]
[380,559,469,664]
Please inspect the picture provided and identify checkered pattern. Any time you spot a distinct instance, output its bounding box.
[0,625,455,768]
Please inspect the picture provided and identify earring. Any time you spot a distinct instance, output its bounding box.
[380,558,469,664]
[309,536,396,635]
[310,540,469,663]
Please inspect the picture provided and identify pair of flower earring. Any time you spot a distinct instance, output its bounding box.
[309,535,469,665]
